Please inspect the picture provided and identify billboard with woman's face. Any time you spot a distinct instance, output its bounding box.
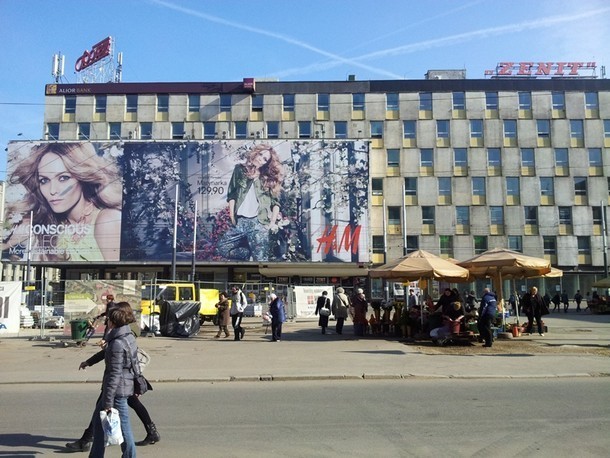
[3,140,369,264]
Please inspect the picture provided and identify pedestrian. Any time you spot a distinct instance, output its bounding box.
[65,303,160,452]
[561,290,570,313]
[268,293,286,342]
[214,291,231,338]
[574,290,583,312]
[551,292,561,312]
[465,290,478,313]
[477,288,497,348]
[315,291,331,334]
[230,285,247,341]
[350,288,369,336]
[332,287,349,335]
[585,292,591,312]
[81,302,139,457]
[521,286,547,336]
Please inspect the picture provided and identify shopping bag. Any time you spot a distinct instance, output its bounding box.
[100,408,124,446]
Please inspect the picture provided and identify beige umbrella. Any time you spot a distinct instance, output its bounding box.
[592,276,610,288]
[458,248,552,326]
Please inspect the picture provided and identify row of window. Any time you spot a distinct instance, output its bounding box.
[71,91,602,115]
[371,235,590,257]
[382,205,603,227]
[374,176,608,201]
[382,147,604,170]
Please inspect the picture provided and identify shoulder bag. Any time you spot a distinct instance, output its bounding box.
[125,337,153,396]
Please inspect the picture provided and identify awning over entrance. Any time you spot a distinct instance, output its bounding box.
[258,263,369,278]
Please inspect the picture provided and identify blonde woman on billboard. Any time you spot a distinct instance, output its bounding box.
[217,143,284,261]
[3,142,122,261]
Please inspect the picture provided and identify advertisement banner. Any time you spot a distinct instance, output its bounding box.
[293,285,336,318]
[0,282,23,335]
[3,140,369,264]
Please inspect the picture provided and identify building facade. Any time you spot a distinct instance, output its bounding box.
[7,70,610,295]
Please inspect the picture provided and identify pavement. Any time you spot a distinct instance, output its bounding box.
[1,312,609,385]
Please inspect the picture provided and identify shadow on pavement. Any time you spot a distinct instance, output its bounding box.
[0,433,72,455]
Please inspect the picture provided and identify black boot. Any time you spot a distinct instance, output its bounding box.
[136,423,160,446]
[65,438,92,452]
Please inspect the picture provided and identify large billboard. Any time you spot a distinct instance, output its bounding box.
[3,140,369,264]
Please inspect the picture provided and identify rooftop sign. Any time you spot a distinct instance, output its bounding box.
[75,37,112,72]
[485,61,597,78]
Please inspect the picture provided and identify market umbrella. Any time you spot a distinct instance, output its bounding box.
[458,247,551,326]
[592,276,610,288]
[370,250,471,328]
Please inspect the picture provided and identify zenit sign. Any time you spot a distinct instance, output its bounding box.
[75,37,112,72]
[485,61,597,78]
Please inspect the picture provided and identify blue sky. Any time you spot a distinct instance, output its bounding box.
[1,0,609,179]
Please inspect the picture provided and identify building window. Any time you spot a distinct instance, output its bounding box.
[95,95,107,113]
[109,122,121,139]
[334,121,347,139]
[570,119,584,142]
[518,92,532,110]
[388,206,401,225]
[140,122,153,140]
[470,119,483,139]
[472,177,486,196]
[604,120,610,141]
[485,92,498,110]
[454,148,468,167]
[592,206,603,225]
[589,148,602,167]
[552,91,565,110]
[421,206,435,225]
[574,177,587,196]
[352,93,365,111]
[506,177,520,197]
[203,122,216,139]
[420,148,433,167]
[524,206,538,225]
[172,122,185,139]
[370,121,383,138]
[508,236,522,252]
[220,94,232,112]
[371,178,383,196]
[543,236,556,255]
[65,95,76,114]
[439,235,454,257]
[316,93,329,112]
[252,94,264,112]
[406,235,419,253]
[487,148,501,167]
[387,149,400,167]
[386,93,399,111]
[403,120,416,139]
[585,92,599,110]
[490,206,504,225]
[46,123,59,140]
[372,235,385,255]
[267,121,279,139]
[504,119,517,139]
[540,177,554,197]
[456,206,470,225]
[188,94,200,113]
[474,236,488,254]
[404,177,417,196]
[438,177,451,196]
[537,119,550,139]
[554,148,569,167]
[419,92,432,111]
[78,122,90,140]
[452,91,465,110]
[559,206,572,225]
[126,94,138,113]
[521,148,535,167]
[437,120,450,139]
[235,121,247,139]
[577,236,591,256]
[298,121,311,138]
[157,94,169,113]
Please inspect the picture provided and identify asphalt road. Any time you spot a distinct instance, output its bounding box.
[1,378,609,457]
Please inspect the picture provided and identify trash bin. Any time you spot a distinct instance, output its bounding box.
[70,319,89,341]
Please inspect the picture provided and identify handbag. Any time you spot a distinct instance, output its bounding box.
[125,338,153,396]
[319,307,331,316]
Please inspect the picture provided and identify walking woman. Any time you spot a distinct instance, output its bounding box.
[214,291,231,338]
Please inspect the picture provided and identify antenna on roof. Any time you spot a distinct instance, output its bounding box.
[52,52,65,83]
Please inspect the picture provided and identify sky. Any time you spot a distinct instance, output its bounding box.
[1,0,609,179]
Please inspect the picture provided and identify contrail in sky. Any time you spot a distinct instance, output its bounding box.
[148,0,403,79]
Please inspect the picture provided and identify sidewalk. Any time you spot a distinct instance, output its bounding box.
[1,313,608,385]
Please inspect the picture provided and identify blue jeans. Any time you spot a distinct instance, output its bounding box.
[89,396,135,458]
[217,217,270,261]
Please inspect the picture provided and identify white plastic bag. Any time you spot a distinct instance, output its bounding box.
[100,408,124,446]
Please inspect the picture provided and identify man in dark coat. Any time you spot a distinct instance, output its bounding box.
[522,286,546,336]
[477,288,497,347]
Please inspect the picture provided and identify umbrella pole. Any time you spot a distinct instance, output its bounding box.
[514,279,520,326]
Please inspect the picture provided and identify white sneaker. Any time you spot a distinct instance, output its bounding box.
[539,333,544,336]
